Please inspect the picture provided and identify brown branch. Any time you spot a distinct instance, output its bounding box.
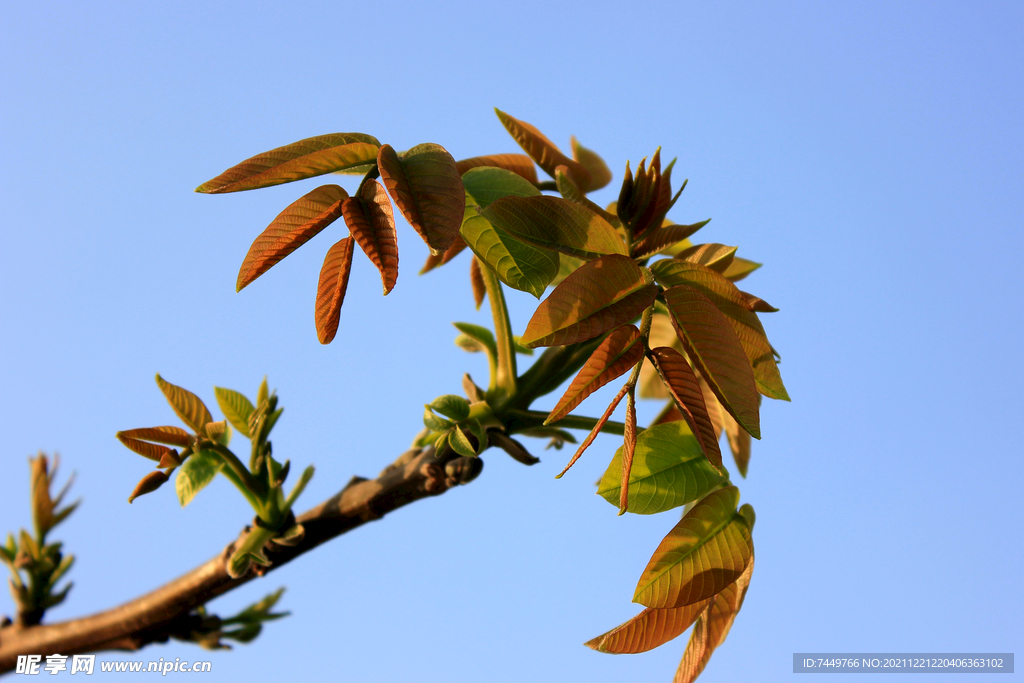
[0,445,472,672]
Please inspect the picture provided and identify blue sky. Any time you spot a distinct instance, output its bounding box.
[2,2,1021,681]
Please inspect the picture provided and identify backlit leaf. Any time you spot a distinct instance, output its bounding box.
[344,179,398,295]
[740,290,778,313]
[461,166,540,208]
[460,213,558,299]
[647,347,723,469]
[654,260,788,401]
[674,557,754,683]
[116,426,190,447]
[128,470,170,503]
[235,185,347,292]
[470,256,486,309]
[620,397,638,513]
[571,136,612,191]
[214,388,254,439]
[633,220,711,259]
[419,236,468,275]
[482,196,627,261]
[723,401,752,477]
[448,426,477,457]
[633,486,753,609]
[554,166,620,224]
[116,434,178,463]
[597,422,725,515]
[585,598,712,654]
[556,383,629,478]
[155,375,213,434]
[662,286,761,439]
[521,255,657,348]
[378,143,464,255]
[639,312,681,399]
[430,395,470,421]
[678,243,737,272]
[722,257,762,282]
[455,154,537,184]
[176,449,223,507]
[197,133,381,194]
[546,325,642,424]
[494,109,592,190]
[314,236,354,345]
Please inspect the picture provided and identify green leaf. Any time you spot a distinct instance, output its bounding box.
[494,109,593,190]
[546,325,643,424]
[521,255,658,348]
[196,133,381,194]
[378,143,465,255]
[662,285,762,439]
[460,213,559,298]
[452,322,498,360]
[314,236,355,345]
[633,486,753,608]
[423,407,453,433]
[722,257,762,282]
[675,557,754,683]
[597,422,725,515]
[646,346,724,469]
[343,179,399,295]
[176,449,223,507]
[214,388,254,439]
[480,196,627,261]
[430,395,470,421]
[461,166,540,208]
[155,374,213,434]
[448,426,477,457]
[455,154,538,184]
[585,598,712,654]
[235,185,348,292]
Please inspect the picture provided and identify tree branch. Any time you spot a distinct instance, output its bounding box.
[0,445,469,672]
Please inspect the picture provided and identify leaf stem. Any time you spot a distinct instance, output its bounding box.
[208,444,264,514]
[479,264,517,407]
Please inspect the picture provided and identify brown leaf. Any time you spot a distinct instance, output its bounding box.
[620,396,638,514]
[674,557,754,683]
[155,375,213,434]
[678,243,737,273]
[546,325,642,424]
[571,136,612,191]
[555,382,629,478]
[343,179,398,295]
[128,470,171,503]
[378,143,464,255]
[116,434,179,463]
[236,185,347,292]
[196,133,381,194]
[639,312,681,399]
[633,220,711,259]
[647,347,724,470]
[586,598,713,654]
[116,426,191,447]
[455,154,538,184]
[494,109,593,190]
[314,236,355,344]
[470,256,486,310]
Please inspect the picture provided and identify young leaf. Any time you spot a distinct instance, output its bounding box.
[456,154,538,184]
[546,325,642,425]
[197,133,381,194]
[521,255,657,348]
[448,426,477,458]
[176,449,223,507]
[480,196,627,261]
[116,435,179,463]
[646,347,724,469]
[378,143,464,255]
[674,557,754,683]
[554,166,620,224]
[494,109,592,190]
[585,598,712,654]
[470,256,486,309]
[128,470,171,503]
[343,179,398,295]
[236,185,348,292]
[633,220,710,259]
[419,235,468,275]
[556,383,629,478]
[570,136,612,191]
[453,322,498,360]
[430,395,470,421]
[633,486,753,609]
[460,213,559,299]
[596,421,725,515]
[722,401,753,477]
[678,243,738,272]
[662,286,761,439]
[620,396,638,514]
[722,257,762,282]
[654,260,788,401]
[461,166,540,208]
[314,236,355,345]
[214,388,255,439]
[116,426,191,447]
[155,374,213,434]
[638,312,680,399]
